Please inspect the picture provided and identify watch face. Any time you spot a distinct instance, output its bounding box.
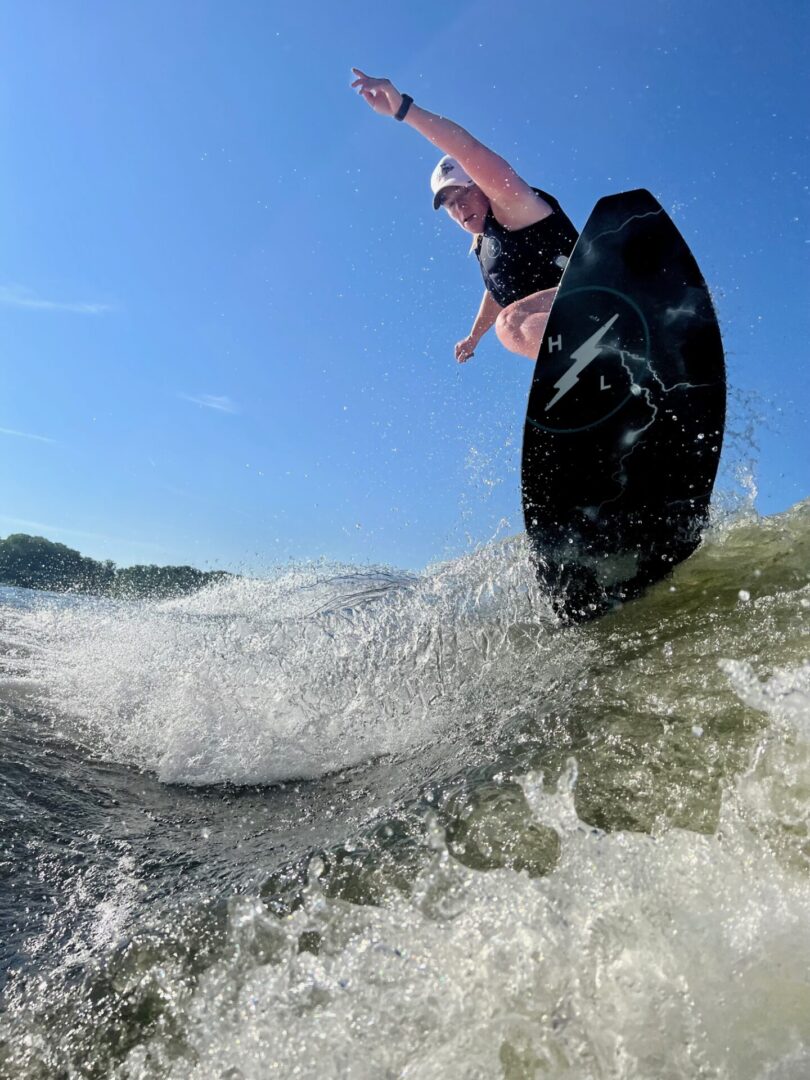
[528,286,651,434]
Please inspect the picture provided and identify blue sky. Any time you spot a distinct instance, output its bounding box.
[1,0,807,573]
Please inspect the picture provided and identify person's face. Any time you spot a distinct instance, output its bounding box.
[439,184,490,232]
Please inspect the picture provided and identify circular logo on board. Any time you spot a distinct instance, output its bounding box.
[485,236,502,260]
[528,286,651,434]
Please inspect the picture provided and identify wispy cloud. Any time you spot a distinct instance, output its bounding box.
[0,426,56,444]
[0,284,112,315]
[179,393,240,414]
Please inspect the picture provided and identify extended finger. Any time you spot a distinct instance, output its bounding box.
[352,68,383,84]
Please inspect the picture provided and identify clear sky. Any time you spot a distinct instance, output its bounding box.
[1,1,807,573]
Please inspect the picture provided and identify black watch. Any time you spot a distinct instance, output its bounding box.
[394,94,413,121]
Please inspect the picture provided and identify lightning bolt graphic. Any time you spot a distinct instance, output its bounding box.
[545,313,620,412]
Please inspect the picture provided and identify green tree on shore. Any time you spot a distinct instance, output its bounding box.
[0,534,232,599]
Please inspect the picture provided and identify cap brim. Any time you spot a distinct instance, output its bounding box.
[432,180,473,211]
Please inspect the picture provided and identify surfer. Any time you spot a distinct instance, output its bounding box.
[351,68,579,362]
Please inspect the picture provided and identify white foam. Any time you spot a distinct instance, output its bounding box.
[115,770,810,1080]
[7,543,562,785]
[721,658,810,866]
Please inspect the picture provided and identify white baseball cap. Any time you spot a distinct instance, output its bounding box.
[430,155,475,209]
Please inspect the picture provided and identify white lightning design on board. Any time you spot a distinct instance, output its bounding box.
[545,313,620,412]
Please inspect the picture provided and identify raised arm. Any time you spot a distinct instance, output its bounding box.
[350,69,549,218]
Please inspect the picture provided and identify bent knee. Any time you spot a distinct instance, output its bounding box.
[495,300,549,359]
[494,309,512,349]
[494,304,519,339]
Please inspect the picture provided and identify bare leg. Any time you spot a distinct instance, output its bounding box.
[494,287,558,360]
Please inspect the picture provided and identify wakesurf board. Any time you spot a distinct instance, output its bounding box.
[521,188,726,621]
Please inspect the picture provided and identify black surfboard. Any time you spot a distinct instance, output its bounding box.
[521,189,725,622]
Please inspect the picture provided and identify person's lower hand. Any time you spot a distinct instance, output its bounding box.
[455,335,477,363]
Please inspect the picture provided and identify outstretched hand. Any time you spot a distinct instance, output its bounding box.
[350,68,404,118]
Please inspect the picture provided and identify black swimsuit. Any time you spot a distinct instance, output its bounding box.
[474,187,579,308]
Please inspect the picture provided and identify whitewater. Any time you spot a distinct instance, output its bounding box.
[1,500,809,1078]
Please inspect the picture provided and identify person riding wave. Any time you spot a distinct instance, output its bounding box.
[351,68,578,363]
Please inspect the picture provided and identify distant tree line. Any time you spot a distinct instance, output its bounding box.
[0,533,233,599]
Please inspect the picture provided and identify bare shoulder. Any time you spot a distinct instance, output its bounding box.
[490,189,554,231]
[450,142,554,229]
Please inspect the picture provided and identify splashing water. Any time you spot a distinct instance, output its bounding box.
[1,501,809,1078]
[4,540,569,786]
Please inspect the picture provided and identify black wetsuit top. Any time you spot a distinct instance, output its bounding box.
[474,188,579,308]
